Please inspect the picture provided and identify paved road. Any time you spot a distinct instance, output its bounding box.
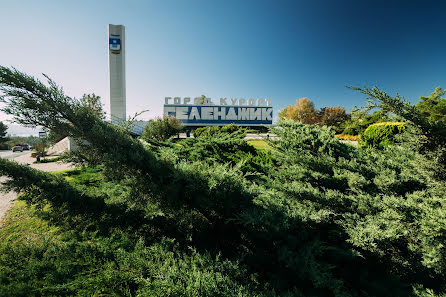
[0,150,75,223]
[0,150,28,223]
[0,150,30,161]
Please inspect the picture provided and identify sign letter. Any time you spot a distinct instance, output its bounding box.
[238,108,249,120]
[164,106,176,117]
[189,107,200,120]
[226,107,237,120]
[261,108,273,121]
[176,106,189,119]
[214,107,226,120]
[249,108,262,120]
[201,107,214,120]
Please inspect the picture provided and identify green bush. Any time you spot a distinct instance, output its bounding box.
[341,110,390,135]
[1,120,446,296]
[193,124,245,138]
[33,155,65,163]
[193,126,220,137]
[360,121,405,148]
[2,67,446,296]
[220,123,243,134]
[173,131,273,178]
[142,116,183,141]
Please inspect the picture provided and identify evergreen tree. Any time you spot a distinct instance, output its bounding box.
[0,121,8,142]
[417,86,446,122]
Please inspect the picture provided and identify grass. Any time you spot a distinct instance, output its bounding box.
[247,139,271,150]
[0,201,60,245]
[54,166,102,185]
[0,167,104,246]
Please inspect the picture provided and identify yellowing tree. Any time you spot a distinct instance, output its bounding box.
[279,97,318,124]
[319,106,348,126]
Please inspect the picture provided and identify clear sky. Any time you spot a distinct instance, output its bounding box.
[1,0,446,131]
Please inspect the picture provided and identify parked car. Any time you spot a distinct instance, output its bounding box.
[12,145,23,152]
[23,143,30,150]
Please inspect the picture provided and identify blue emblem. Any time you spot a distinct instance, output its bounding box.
[109,38,121,51]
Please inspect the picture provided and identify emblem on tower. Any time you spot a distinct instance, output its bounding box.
[109,35,121,53]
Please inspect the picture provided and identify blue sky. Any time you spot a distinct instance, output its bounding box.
[1,0,446,132]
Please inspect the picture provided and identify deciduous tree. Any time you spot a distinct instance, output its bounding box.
[319,106,348,126]
[279,97,318,124]
[142,116,183,141]
[80,93,105,120]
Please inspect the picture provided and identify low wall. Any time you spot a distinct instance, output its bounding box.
[47,137,80,155]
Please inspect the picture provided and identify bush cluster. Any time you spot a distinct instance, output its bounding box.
[142,116,183,141]
[335,134,360,141]
[1,120,445,296]
[193,124,245,138]
[360,121,405,148]
[1,67,445,296]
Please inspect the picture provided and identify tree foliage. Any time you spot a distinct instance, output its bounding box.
[0,121,8,143]
[416,86,446,123]
[360,121,405,148]
[340,108,389,135]
[142,116,183,141]
[350,86,446,174]
[79,93,105,120]
[279,97,319,124]
[280,98,350,133]
[193,124,246,138]
[319,106,348,126]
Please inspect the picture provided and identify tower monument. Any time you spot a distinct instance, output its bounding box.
[108,24,126,123]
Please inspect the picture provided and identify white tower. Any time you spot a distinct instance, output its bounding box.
[108,24,126,123]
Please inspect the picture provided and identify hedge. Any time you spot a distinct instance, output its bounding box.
[193,124,244,138]
[360,121,405,148]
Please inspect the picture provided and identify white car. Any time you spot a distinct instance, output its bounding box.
[12,145,23,152]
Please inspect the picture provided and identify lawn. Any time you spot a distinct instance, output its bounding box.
[247,139,271,150]
[0,201,60,245]
[0,167,103,246]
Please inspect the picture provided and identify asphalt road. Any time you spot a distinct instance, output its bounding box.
[0,150,30,161]
[0,150,30,223]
